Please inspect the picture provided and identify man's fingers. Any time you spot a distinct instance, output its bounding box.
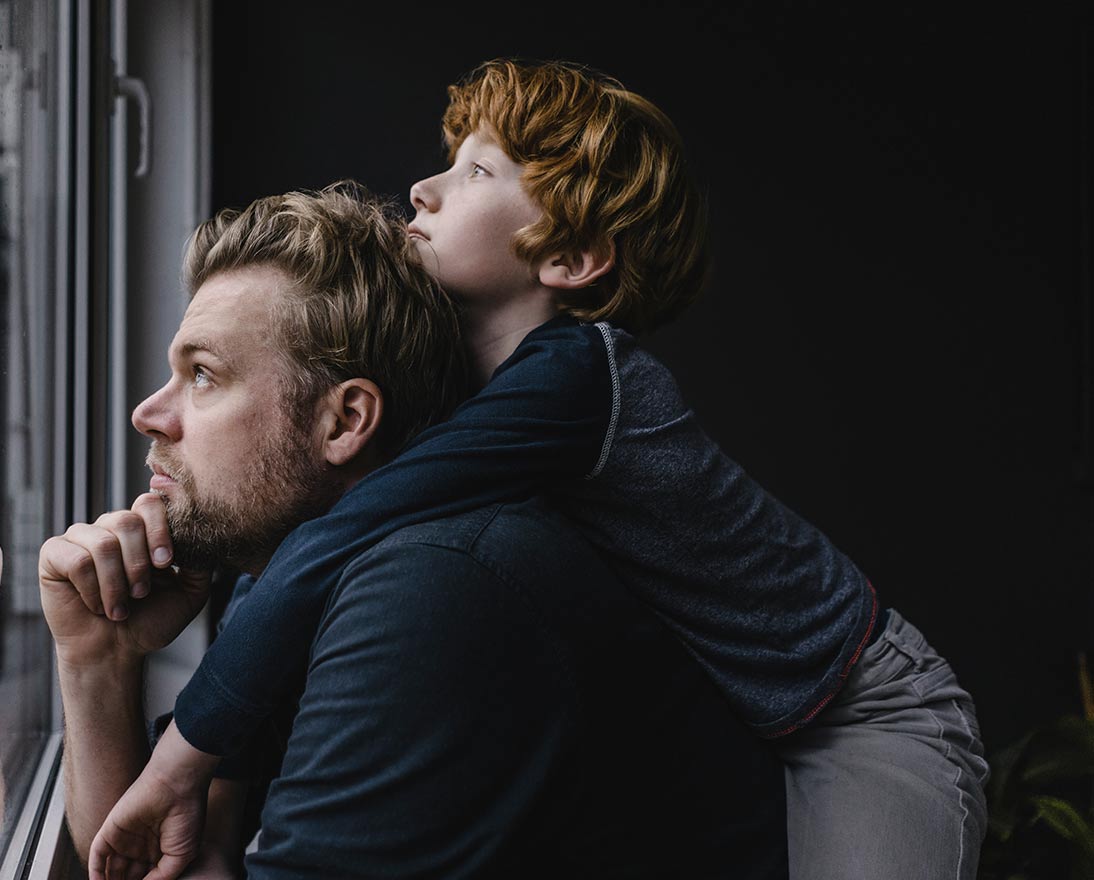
[132,493,174,570]
[63,523,131,621]
[92,821,162,880]
[88,830,111,880]
[39,536,99,613]
[124,861,152,880]
[106,854,129,880]
[112,856,149,880]
[55,505,167,621]
[41,532,108,617]
[144,853,190,880]
[95,510,155,601]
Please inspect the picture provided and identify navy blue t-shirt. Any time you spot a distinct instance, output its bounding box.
[241,500,787,879]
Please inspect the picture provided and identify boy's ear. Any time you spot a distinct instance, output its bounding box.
[536,240,615,290]
[316,378,384,467]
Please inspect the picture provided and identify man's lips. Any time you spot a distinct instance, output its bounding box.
[149,462,178,490]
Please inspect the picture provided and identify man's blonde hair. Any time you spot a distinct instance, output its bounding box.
[183,181,466,456]
[442,59,709,335]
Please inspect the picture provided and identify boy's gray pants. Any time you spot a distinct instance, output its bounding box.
[777,609,990,879]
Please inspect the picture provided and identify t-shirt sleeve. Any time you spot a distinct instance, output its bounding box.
[172,319,614,756]
[243,540,574,879]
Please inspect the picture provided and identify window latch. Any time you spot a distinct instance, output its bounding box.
[114,73,152,178]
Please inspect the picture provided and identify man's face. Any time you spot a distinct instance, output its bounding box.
[407,130,544,304]
[131,265,332,572]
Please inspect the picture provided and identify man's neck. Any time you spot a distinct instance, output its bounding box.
[460,291,559,388]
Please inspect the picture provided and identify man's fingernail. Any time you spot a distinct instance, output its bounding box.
[153,548,171,566]
[111,605,128,621]
[131,582,150,599]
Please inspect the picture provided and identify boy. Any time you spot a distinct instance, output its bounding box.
[91,59,988,878]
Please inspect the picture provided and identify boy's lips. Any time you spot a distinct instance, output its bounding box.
[407,223,429,241]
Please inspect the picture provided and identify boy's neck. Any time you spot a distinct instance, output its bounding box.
[460,292,559,387]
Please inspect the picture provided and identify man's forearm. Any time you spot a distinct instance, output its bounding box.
[58,655,150,860]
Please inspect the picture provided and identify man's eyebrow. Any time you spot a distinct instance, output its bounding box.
[174,339,235,371]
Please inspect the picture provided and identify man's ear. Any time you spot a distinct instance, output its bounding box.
[317,378,383,467]
[536,240,615,290]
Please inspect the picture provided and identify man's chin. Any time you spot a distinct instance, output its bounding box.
[157,451,334,575]
[163,507,241,572]
[166,513,285,576]
[168,541,226,573]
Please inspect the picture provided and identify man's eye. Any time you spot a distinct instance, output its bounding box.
[193,365,211,387]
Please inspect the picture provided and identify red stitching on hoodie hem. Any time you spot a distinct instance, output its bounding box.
[765,580,880,739]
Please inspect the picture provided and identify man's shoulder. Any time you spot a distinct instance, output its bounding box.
[342,498,607,599]
[364,501,503,557]
[326,499,617,664]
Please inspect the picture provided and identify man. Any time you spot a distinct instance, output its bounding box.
[40,183,787,878]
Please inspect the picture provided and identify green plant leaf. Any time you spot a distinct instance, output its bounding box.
[982,714,1094,879]
[1029,796,1094,854]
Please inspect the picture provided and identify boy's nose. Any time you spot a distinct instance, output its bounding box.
[409,175,440,213]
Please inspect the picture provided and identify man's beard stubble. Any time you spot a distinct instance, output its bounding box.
[146,420,333,574]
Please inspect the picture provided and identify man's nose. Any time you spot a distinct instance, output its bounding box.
[131,383,181,441]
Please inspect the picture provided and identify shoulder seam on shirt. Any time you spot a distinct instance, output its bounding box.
[467,504,505,554]
[337,508,501,568]
[586,322,621,480]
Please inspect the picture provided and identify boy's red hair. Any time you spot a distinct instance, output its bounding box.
[442,59,709,334]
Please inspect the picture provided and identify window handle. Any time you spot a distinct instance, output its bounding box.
[114,74,152,177]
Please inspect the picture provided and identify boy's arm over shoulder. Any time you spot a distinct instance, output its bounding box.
[417,316,616,479]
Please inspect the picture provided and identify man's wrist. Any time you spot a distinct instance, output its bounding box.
[57,651,147,735]
[56,649,145,685]
[147,720,221,797]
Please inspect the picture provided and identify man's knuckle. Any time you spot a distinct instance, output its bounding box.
[95,509,143,531]
[70,549,97,579]
[39,536,63,558]
[113,511,145,534]
[88,532,121,556]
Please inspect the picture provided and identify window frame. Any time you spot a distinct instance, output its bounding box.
[0,0,78,869]
[2,0,210,873]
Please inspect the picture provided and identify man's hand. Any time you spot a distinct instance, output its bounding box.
[87,771,203,880]
[39,492,210,667]
[88,720,221,880]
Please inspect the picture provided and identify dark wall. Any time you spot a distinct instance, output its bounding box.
[212,2,1092,751]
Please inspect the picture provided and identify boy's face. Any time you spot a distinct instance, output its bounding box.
[408,130,543,303]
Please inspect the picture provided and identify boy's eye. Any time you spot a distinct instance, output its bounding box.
[469,163,487,178]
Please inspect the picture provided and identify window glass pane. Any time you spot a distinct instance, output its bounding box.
[0,0,60,857]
